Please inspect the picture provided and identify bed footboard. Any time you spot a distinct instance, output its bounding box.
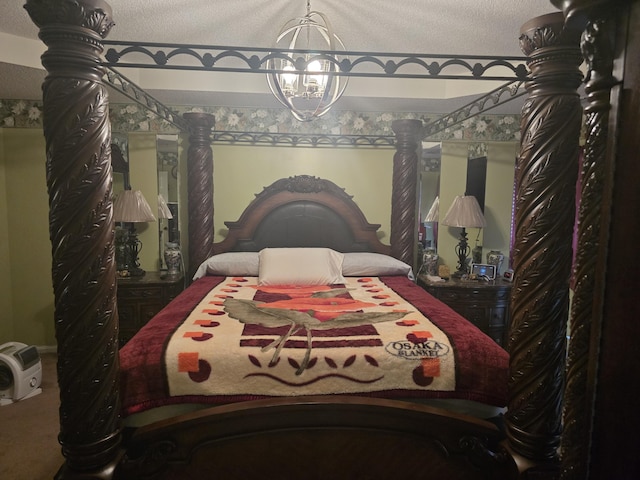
[117,397,517,479]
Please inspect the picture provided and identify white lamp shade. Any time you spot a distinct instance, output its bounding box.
[424,196,439,222]
[157,194,173,220]
[113,190,156,223]
[441,195,486,228]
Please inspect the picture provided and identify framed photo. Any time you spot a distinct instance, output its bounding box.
[470,263,496,280]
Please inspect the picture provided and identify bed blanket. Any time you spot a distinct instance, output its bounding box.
[120,276,508,416]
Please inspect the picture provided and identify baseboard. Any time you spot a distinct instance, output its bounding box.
[36,345,58,354]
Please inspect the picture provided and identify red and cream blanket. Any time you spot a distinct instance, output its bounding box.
[166,277,455,398]
[120,275,508,416]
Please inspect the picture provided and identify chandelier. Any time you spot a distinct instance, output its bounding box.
[267,0,348,122]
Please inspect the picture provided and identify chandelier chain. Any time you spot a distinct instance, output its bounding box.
[306,0,311,47]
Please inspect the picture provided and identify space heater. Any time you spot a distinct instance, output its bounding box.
[0,342,42,406]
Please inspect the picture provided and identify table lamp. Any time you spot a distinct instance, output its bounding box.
[114,189,156,276]
[441,195,486,277]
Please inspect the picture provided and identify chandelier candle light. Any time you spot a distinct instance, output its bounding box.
[267,0,348,121]
[441,195,486,277]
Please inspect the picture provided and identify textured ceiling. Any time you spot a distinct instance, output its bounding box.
[0,1,559,112]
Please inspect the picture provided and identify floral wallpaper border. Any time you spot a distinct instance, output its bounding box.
[1,99,521,144]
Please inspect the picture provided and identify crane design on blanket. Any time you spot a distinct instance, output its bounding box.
[224,289,409,375]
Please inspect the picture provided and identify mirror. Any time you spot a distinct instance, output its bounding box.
[157,134,181,273]
[111,135,136,276]
[112,135,129,190]
[418,141,517,276]
[419,143,441,251]
[466,156,487,213]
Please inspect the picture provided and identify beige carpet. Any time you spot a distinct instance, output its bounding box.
[0,352,64,479]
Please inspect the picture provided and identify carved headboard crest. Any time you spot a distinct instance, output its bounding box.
[258,175,354,201]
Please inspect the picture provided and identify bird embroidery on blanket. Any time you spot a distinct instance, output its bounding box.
[223,289,409,375]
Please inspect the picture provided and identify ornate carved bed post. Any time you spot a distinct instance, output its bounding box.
[184,112,215,281]
[24,0,123,477]
[390,119,422,267]
[553,1,631,478]
[506,12,583,472]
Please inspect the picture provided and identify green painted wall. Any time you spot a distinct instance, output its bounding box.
[0,129,54,346]
[0,129,13,343]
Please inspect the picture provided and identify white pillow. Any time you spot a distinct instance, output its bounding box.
[258,248,345,286]
[192,252,260,280]
[342,252,415,280]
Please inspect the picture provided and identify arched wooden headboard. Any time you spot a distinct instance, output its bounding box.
[212,175,392,256]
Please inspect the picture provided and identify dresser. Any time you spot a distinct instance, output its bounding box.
[418,274,512,348]
[116,271,184,347]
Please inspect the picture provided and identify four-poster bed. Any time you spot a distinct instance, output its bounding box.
[23,0,640,478]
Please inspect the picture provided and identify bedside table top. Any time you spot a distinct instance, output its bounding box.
[418,274,512,290]
[117,271,184,285]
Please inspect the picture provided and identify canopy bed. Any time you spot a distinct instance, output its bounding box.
[23,0,639,479]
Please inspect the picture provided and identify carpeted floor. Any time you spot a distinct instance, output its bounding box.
[0,352,64,480]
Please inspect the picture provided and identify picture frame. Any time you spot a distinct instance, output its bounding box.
[470,263,496,280]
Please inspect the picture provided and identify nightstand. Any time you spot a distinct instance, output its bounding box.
[116,271,184,347]
[418,274,512,348]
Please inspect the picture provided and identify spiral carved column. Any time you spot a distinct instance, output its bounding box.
[24,0,122,477]
[390,119,422,267]
[184,112,215,280]
[557,3,618,478]
[506,12,583,466]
